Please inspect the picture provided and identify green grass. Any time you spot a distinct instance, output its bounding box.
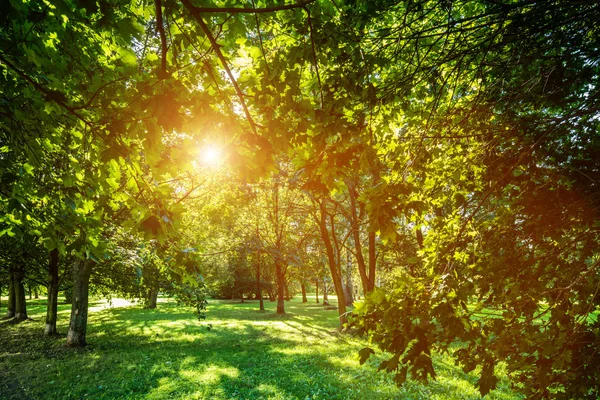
[0,295,523,399]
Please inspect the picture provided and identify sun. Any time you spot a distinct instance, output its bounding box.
[199,144,223,166]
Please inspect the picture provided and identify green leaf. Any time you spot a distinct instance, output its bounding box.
[118,47,138,69]
[358,347,375,365]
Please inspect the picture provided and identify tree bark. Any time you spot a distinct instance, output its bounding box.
[301,282,307,303]
[45,249,60,335]
[5,270,15,318]
[13,266,28,322]
[315,279,319,303]
[66,259,94,347]
[275,261,285,314]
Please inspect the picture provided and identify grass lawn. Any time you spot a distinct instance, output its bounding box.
[0,295,523,400]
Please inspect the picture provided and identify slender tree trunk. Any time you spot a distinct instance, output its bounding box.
[317,200,347,326]
[14,267,28,322]
[344,271,354,306]
[273,180,285,314]
[323,279,329,304]
[66,259,94,347]
[284,281,290,301]
[28,283,32,300]
[256,254,264,311]
[45,249,60,335]
[367,231,376,292]
[348,179,372,295]
[275,261,285,314]
[315,280,319,303]
[5,270,15,318]
[301,282,307,303]
[34,286,39,299]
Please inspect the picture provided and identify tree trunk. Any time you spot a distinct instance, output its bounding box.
[256,255,264,311]
[301,282,307,303]
[146,287,158,309]
[348,179,373,295]
[367,231,376,292]
[344,272,354,307]
[315,279,319,303]
[66,259,94,347]
[13,267,28,322]
[275,261,285,314]
[45,249,60,335]
[284,281,290,301]
[5,270,15,318]
[323,279,329,304]
[28,283,32,300]
[34,286,39,299]
[318,201,347,326]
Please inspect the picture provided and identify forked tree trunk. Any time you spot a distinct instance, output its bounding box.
[318,200,347,326]
[66,259,94,347]
[301,282,307,303]
[275,262,285,314]
[13,267,28,322]
[5,271,15,318]
[45,249,60,335]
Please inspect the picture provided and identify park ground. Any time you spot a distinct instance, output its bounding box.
[0,295,523,400]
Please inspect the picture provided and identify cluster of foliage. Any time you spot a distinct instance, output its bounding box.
[1,0,599,398]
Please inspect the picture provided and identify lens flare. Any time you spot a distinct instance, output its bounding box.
[200,145,222,166]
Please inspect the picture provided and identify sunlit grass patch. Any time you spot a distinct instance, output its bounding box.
[0,296,523,399]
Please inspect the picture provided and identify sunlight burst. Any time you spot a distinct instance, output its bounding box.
[199,145,222,166]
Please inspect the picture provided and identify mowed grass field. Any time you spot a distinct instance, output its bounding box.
[0,295,523,400]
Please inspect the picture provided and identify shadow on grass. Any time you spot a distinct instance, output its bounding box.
[0,297,523,400]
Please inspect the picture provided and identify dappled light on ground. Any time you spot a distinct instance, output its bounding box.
[0,296,522,399]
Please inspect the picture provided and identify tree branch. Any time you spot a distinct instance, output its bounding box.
[305,5,323,108]
[181,0,257,134]
[191,0,315,14]
[155,0,168,77]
